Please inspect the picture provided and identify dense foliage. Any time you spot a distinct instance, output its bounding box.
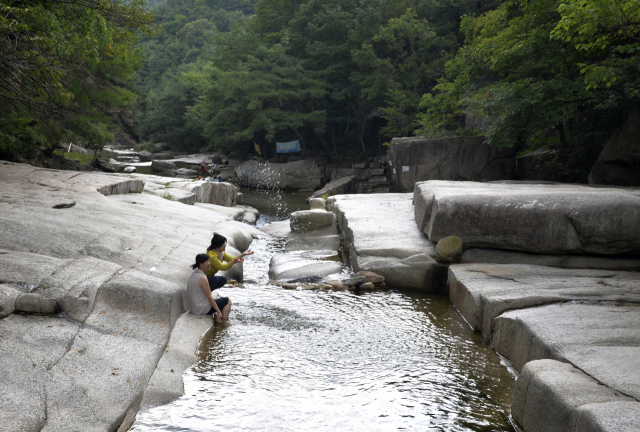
[0,0,156,157]
[136,0,500,157]
[3,0,638,170]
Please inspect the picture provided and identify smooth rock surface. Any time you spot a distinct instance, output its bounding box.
[307,175,357,201]
[290,210,336,232]
[388,136,515,192]
[414,180,640,255]
[493,303,640,399]
[435,236,463,263]
[0,162,255,431]
[448,264,640,338]
[140,312,212,410]
[152,160,177,172]
[575,402,640,432]
[308,197,326,210]
[235,159,322,190]
[332,194,442,290]
[185,181,238,207]
[14,293,58,314]
[268,251,342,281]
[512,359,634,432]
[0,284,20,318]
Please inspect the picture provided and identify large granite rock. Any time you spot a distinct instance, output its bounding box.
[290,210,336,232]
[307,175,357,202]
[388,136,515,192]
[0,162,259,431]
[448,263,640,338]
[235,159,322,190]
[257,220,291,238]
[414,180,640,255]
[512,359,637,432]
[332,194,444,290]
[185,181,238,207]
[268,250,342,281]
[589,109,640,186]
[493,302,640,394]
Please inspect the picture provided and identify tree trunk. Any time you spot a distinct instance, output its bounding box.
[290,126,306,158]
[313,127,333,161]
[556,123,567,150]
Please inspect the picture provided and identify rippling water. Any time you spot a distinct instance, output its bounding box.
[130,189,515,432]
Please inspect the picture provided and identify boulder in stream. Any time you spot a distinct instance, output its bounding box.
[235,159,322,190]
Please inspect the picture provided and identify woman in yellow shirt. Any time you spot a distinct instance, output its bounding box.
[205,233,254,289]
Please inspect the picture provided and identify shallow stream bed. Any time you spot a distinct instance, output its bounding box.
[130,189,516,432]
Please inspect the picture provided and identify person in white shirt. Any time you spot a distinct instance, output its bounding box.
[187,253,231,323]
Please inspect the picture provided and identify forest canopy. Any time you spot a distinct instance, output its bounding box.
[0,0,156,156]
[2,0,639,172]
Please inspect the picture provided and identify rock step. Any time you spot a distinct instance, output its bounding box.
[414,180,640,255]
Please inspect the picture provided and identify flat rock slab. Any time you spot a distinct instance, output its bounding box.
[493,303,640,400]
[448,263,640,337]
[512,359,637,432]
[414,180,640,255]
[268,250,342,281]
[332,194,443,290]
[307,175,356,201]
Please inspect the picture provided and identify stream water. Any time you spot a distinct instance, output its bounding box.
[130,188,516,432]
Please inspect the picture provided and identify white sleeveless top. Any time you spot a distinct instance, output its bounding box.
[187,269,210,315]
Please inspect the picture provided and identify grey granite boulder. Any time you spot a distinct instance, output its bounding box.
[290,210,336,232]
[308,197,326,210]
[512,359,635,432]
[448,263,640,338]
[14,293,58,314]
[185,181,238,207]
[268,251,342,281]
[435,236,463,263]
[307,175,357,202]
[175,168,199,178]
[258,220,291,238]
[414,180,640,255]
[152,160,177,172]
[235,159,322,190]
[388,136,515,192]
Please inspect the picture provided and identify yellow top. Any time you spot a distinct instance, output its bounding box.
[205,250,235,277]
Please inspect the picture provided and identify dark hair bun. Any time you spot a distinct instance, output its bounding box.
[191,253,209,270]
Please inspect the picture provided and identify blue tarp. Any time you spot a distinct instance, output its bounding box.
[276,140,301,153]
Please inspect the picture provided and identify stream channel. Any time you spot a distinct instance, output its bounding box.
[130,188,516,432]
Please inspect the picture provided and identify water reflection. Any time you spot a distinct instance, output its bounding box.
[132,278,514,431]
[130,189,515,432]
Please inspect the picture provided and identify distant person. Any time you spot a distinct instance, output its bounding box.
[187,254,231,322]
[200,158,207,178]
[205,233,254,290]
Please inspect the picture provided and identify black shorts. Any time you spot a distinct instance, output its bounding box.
[206,297,229,315]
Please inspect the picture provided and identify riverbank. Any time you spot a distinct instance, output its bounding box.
[0,161,263,431]
[330,184,640,431]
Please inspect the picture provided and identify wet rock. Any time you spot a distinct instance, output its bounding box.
[124,166,136,173]
[285,234,340,252]
[290,210,336,232]
[309,197,326,210]
[14,293,58,314]
[388,136,515,192]
[235,159,322,190]
[152,160,177,172]
[354,271,384,284]
[269,251,342,281]
[307,176,357,202]
[435,236,463,263]
[344,276,366,287]
[323,280,349,291]
[358,282,375,290]
[258,220,291,238]
[414,180,640,255]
